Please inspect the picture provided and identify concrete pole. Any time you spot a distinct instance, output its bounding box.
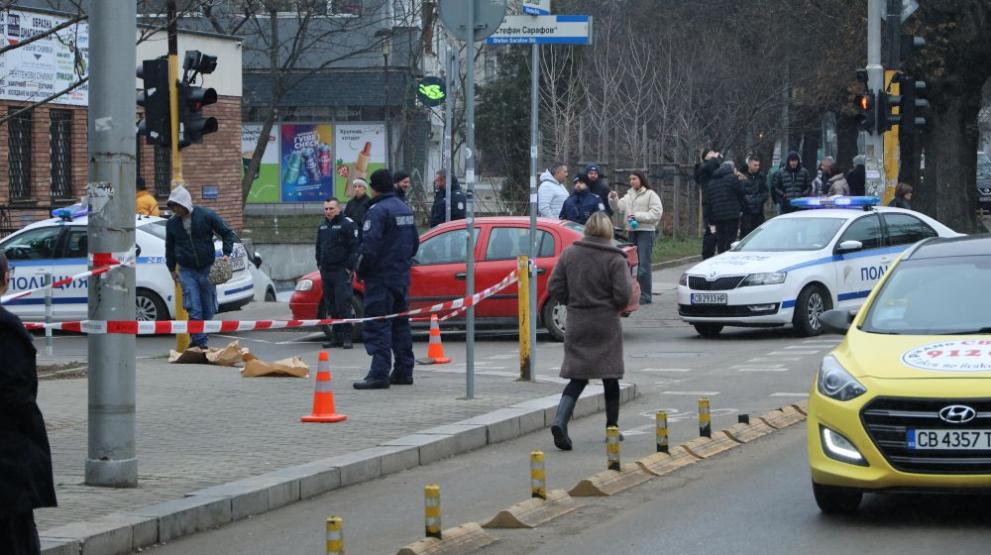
[445,45,454,224]
[527,43,539,380]
[85,0,137,487]
[465,1,476,399]
[865,0,886,198]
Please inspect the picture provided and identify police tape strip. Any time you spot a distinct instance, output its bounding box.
[0,252,134,305]
[22,270,519,334]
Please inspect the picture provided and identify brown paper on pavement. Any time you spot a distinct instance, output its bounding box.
[241,354,309,378]
[168,347,208,364]
[206,340,249,367]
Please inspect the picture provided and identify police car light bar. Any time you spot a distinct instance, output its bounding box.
[789,196,880,210]
[51,202,89,221]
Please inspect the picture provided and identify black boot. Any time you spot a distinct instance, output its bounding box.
[551,395,577,451]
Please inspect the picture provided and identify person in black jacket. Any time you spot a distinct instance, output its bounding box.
[739,155,768,238]
[846,155,866,197]
[703,161,744,257]
[316,197,360,349]
[694,149,723,258]
[581,164,613,216]
[393,171,412,205]
[343,178,371,229]
[0,253,57,555]
[888,183,913,210]
[430,169,467,228]
[772,151,811,213]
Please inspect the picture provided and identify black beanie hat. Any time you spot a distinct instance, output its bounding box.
[393,171,410,184]
[370,168,393,193]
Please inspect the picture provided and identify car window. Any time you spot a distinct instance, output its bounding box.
[61,228,88,258]
[838,214,882,250]
[1,227,62,260]
[883,213,937,246]
[417,228,480,265]
[484,228,556,260]
[735,217,845,252]
[140,220,167,240]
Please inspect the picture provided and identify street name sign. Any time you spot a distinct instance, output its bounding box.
[485,15,592,45]
[523,0,551,16]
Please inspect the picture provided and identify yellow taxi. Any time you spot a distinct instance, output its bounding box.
[807,234,991,513]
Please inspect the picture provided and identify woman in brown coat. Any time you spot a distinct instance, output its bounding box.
[547,212,632,450]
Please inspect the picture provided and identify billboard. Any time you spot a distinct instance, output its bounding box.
[0,10,89,106]
[280,124,335,202]
[334,124,386,199]
[242,124,281,204]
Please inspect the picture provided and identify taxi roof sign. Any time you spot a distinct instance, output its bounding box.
[789,196,880,210]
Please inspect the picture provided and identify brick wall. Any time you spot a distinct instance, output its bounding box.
[0,95,243,233]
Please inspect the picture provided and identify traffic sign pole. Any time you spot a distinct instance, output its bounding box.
[465,0,476,399]
[527,42,539,381]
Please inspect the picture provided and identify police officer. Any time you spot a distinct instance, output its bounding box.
[316,197,359,349]
[353,169,420,390]
[559,176,605,225]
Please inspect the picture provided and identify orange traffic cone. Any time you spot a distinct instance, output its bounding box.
[301,351,347,423]
[417,314,451,365]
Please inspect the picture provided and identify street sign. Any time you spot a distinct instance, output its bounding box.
[437,0,508,43]
[523,0,551,16]
[417,76,447,107]
[485,15,592,45]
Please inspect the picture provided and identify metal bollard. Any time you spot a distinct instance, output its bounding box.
[326,516,344,555]
[656,410,669,453]
[44,271,53,356]
[698,398,712,438]
[424,484,442,539]
[606,426,621,471]
[530,450,547,499]
[738,413,750,425]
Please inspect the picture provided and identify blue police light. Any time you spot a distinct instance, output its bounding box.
[789,196,880,210]
[51,202,89,221]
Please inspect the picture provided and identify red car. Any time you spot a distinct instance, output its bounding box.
[289,216,640,341]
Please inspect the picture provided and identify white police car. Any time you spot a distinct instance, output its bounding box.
[677,197,960,337]
[0,213,254,322]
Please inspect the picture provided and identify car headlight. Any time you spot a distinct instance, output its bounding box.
[295,279,313,292]
[816,356,866,401]
[678,273,688,286]
[740,272,787,286]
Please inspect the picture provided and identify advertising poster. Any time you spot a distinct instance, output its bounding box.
[280,124,335,202]
[334,124,386,199]
[0,10,89,106]
[242,124,281,204]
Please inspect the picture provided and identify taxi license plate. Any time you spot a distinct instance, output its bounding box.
[908,429,991,450]
[231,244,247,272]
[691,293,727,305]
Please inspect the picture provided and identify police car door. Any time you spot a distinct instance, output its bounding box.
[833,213,885,309]
[0,226,62,320]
[53,226,91,320]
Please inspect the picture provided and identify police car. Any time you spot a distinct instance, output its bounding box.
[677,197,960,337]
[0,212,254,322]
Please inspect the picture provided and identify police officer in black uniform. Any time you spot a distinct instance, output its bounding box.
[316,197,359,349]
[353,169,420,390]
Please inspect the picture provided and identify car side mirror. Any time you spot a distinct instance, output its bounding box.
[253,253,263,269]
[820,309,854,335]
[135,244,142,257]
[837,240,863,253]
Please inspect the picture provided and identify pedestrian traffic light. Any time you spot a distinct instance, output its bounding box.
[177,50,219,149]
[854,90,876,134]
[136,58,171,146]
[878,87,902,133]
[898,74,929,134]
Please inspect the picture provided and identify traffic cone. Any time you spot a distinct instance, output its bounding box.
[417,314,451,365]
[301,351,347,423]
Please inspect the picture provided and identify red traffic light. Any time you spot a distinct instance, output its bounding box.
[856,94,871,111]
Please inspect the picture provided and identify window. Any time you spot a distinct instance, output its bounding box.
[50,110,73,200]
[1,227,62,260]
[484,228,555,261]
[883,213,937,246]
[417,229,479,265]
[154,143,171,198]
[838,215,882,250]
[62,228,88,259]
[736,217,846,252]
[7,108,32,200]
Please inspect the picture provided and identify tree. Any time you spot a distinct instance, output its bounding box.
[476,46,530,211]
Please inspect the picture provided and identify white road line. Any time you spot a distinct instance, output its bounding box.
[770,392,809,397]
[783,345,824,350]
[621,430,651,437]
[487,353,519,360]
[732,364,784,369]
[768,351,819,356]
[748,357,802,362]
[662,390,720,396]
[738,368,790,372]
[638,368,692,373]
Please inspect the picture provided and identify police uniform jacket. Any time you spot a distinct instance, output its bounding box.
[357,193,420,286]
[315,214,359,271]
[559,189,605,225]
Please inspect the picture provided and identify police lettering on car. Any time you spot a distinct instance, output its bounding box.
[675,197,960,337]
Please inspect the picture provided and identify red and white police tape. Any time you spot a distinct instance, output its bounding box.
[22,270,519,335]
[0,252,133,305]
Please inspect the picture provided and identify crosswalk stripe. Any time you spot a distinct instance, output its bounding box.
[770,392,809,397]
[639,368,692,373]
[662,390,720,396]
[738,368,790,372]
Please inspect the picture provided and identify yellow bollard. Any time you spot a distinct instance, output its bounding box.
[517,255,532,381]
[699,398,711,438]
[530,450,547,500]
[606,426,621,471]
[424,484,442,539]
[656,410,669,453]
[326,516,344,555]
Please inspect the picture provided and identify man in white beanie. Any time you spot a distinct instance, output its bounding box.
[165,185,238,349]
[344,178,371,231]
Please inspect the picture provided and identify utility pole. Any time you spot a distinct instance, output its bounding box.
[464,0,477,399]
[167,0,191,351]
[864,0,886,198]
[444,42,455,224]
[882,0,902,203]
[526,42,539,381]
[86,0,138,487]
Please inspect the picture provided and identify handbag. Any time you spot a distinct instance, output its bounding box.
[623,278,641,314]
[208,257,233,285]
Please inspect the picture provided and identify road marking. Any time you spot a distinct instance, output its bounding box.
[638,368,692,373]
[732,364,784,369]
[768,351,819,356]
[622,429,651,437]
[770,392,809,397]
[661,390,720,396]
[748,357,802,362]
[738,368,790,372]
[487,353,519,360]
[783,345,824,350]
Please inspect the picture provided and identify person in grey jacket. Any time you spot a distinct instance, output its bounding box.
[537,163,569,218]
[547,213,632,451]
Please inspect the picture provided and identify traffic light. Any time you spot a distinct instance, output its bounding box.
[878,85,902,133]
[137,58,171,146]
[854,90,876,133]
[898,74,929,134]
[177,50,219,149]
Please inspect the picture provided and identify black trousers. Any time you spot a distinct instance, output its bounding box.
[320,267,353,342]
[740,211,765,238]
[713,218,739,254]
[0,512,40,555]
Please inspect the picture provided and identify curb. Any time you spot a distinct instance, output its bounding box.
[39,383,638,555]
[651,255,701,271]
